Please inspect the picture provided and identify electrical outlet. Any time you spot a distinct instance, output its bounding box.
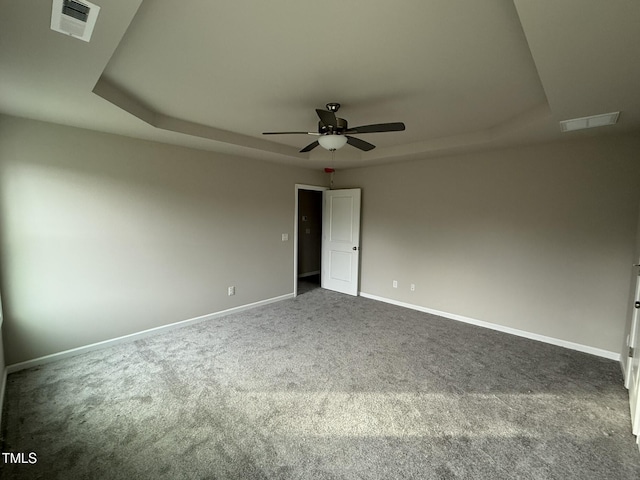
[228,286,235,296]
[411,284,415,292]
[393,280,398,288]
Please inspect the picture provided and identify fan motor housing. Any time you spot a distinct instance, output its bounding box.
[319,117,348,134]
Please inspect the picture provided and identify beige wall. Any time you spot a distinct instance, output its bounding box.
[334,134,640,354]
[2,112,638,365]
[0,115,324,365]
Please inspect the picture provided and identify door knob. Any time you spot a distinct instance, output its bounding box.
[635,301,640,309]
[352,246,359,251]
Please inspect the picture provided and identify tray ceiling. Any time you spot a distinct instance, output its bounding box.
[1,0,638,168]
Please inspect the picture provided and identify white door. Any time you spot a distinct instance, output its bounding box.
[628,265,640,437]
[322,188,361,296]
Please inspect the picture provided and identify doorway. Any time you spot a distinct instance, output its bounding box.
[294,184,362,297]
[294,185,326,296]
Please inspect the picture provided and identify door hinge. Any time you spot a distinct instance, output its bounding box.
[630,346,635,357]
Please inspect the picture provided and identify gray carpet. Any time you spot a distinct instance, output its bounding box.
[2,288,640,479]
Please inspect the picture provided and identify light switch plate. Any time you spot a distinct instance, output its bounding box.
[282,233,289,241]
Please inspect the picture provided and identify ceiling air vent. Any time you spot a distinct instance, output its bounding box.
[51,0,100,43]
[559,112,620,132]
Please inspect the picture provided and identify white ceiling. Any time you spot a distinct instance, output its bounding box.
[1,0,639,169]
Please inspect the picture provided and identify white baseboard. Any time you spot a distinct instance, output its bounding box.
[360,292,620,361]
[7,293,294,374]
[298,271,320,278]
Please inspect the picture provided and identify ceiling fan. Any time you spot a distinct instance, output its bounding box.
[263,103,405,153]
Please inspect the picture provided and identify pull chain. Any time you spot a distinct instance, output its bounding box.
[330,150,335,189]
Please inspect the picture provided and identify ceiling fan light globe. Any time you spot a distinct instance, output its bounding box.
[318,135,348,151]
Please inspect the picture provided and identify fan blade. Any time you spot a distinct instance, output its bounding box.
[300,140,320,153]
[346,136,375,151]
[346,122,405,134]
[263,131,316,135]
[316,109,338,127]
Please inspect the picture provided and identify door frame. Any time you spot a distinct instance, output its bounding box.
[294,184,327,297]
[626,264,640,389]
[626,262,640,441]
